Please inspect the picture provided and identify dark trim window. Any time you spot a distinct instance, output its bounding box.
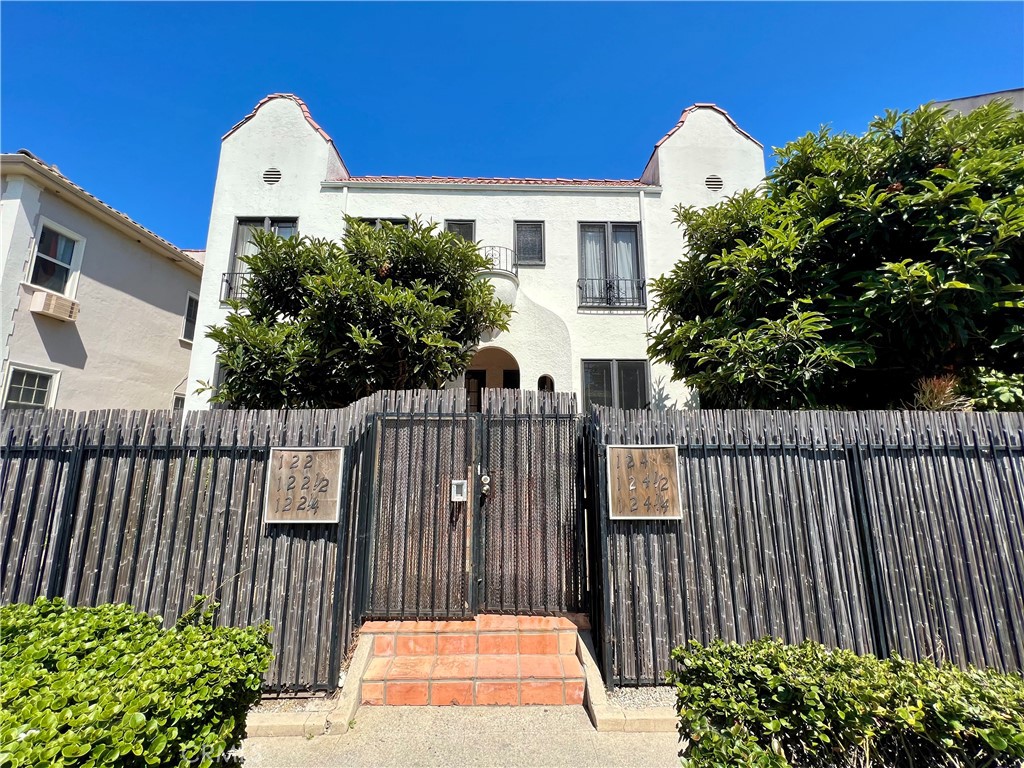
[181,293,199,342]
[582,360,649,410]
[230,217,298,271]
[514,221,544,265]
[445,220,475,241]
[4,367,55,410]
[578,222,644,307]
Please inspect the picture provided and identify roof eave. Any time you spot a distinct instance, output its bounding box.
[2,154,203,275]
[322,180,661,193]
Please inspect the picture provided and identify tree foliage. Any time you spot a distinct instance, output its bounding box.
[648,101,1024,409]
[206,218,511,408]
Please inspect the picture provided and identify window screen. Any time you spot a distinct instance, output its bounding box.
[583,361,614,408]
[445,221,475,241]
[582,360,649,409]
[617,361,648,410]
[515,222,544,265]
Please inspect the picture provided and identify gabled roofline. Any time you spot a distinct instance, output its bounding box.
[223,93,349,177]
[2,151,202,275]
[641,103,763,181]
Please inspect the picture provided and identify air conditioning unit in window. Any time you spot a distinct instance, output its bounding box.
[30,290,80,322]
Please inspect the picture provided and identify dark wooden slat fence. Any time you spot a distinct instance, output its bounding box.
[584,408,1024,686]
[1,391,465,692]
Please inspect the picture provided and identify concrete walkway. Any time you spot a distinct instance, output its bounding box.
[239,706,682,767]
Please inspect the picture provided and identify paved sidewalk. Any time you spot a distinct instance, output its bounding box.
[239,706,682,767]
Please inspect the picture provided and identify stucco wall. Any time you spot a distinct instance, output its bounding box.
[3,180,200,409]
[188,96,766,410]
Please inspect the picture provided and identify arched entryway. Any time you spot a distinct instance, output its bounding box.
[465,347,519,411]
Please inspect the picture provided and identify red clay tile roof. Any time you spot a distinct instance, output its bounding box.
[653,103,763,150]
[6,150,202,273]
[346,175,652,187]
[223,93,335,144]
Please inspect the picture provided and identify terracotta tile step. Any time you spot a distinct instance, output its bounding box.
[361,615,583,636]
[362,654,584,683]
[360,679,585,706]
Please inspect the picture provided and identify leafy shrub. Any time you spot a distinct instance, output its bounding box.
[960,368,1024,412]
[0,597,272,767]
[667,638,1024,767]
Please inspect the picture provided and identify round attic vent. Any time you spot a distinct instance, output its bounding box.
[262,168,282,185]
[705,174,724,192]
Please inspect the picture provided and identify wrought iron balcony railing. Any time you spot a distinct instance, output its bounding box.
[221,271,251,302]
[479,245,518,276]
[577,277,646,308]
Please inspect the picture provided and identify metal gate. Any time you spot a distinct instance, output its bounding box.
[362,411,586,619]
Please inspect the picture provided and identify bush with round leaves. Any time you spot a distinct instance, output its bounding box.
[0,597,271,767]
[667,638,1024,767]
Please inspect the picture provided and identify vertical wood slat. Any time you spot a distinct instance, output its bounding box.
[583,407,1024,685]
[0,390,475,691]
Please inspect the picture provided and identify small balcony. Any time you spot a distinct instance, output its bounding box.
[221,271,250,302]
[479,245,518,276]
[577,278,646,309]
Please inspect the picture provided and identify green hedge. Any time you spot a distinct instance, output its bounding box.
[0,597,272,767]
[667,638,1024,768]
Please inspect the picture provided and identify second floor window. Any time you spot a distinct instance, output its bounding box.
[445,220,475,241]
[30,225,79,295]
[181,293,199,342]
[231,217,298,270]
[515,222,544,265]
[578,223,644,307]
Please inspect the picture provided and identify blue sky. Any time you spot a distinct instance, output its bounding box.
[2,2,1021,249]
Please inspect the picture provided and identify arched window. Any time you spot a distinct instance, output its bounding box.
[538,375,554,393]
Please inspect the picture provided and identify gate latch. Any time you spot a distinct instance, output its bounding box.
[480,474,491,495]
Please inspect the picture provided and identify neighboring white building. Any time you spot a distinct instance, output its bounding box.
[1,151,203,411]
[187,94,765,410]
[934,87,1024,114]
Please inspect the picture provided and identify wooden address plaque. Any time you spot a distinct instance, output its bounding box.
[607,445,682,520]
[265,447,344,524]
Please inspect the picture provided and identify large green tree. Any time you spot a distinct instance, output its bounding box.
[648,101,1024,409]
[206,218,511,408]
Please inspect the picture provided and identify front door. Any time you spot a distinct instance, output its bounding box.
[466,370,486,412]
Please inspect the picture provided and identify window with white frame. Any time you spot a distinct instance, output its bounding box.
[3,366,57,410]
[515,222,544,265]
[181,293,199,342]
[445,220,475,241]
[582,360,649,410]
[578,223,644,307]
[29,224,81,295]
[172,394,185,410]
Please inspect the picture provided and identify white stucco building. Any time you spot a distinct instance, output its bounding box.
[1,151,203,410]
[187,94,765,410]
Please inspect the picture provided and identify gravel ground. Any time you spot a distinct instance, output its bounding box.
[606,686,677,710]
[240,706,682,767]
